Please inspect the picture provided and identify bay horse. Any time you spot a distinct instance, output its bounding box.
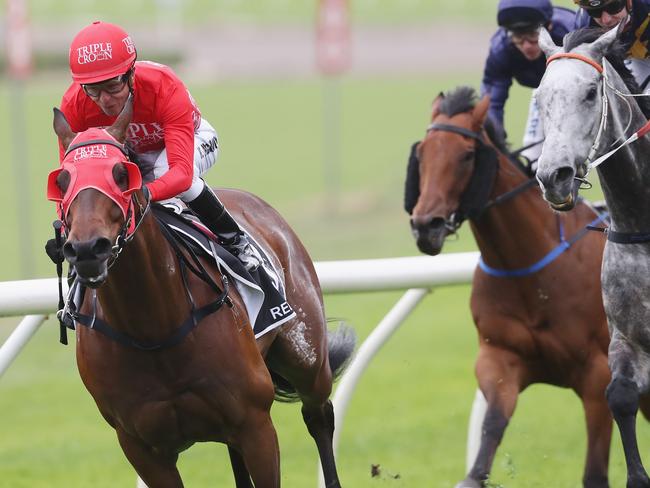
[407,86,612,487]
[536,27,650,487]
[47,98,355,488]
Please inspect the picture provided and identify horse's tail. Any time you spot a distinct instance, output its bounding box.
[271,319,357,403]
[325,319,356,381]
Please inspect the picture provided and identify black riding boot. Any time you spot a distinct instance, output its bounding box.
[187,184,262,270]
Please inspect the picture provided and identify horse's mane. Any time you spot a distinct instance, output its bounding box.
[563,28,650,118]
[438,86,510,154]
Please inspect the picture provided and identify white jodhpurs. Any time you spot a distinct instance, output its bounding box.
[139,118,219,202]
[625,57,650,93]
[520,93,544,165]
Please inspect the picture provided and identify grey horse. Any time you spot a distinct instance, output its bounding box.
[535,26,650,487]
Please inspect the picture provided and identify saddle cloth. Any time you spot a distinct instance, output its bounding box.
[154,202,296,338]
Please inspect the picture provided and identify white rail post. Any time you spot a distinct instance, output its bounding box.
[0,314,47,378]
[317,288,430,488]
[465,388,487,473]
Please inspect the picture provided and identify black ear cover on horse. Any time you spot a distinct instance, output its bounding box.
[457,140,499,221]
[45,237,65,264]
[404,141,420,214]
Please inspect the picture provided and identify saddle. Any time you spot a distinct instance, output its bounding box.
[153,203,295,337]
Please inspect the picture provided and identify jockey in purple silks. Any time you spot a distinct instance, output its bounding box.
[481,0,576,167]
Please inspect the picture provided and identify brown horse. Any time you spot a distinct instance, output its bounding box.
[407,87,612,487]
[48,99,355,488]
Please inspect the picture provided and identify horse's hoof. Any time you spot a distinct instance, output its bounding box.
[626,473,650,488]
[454,478,482,488]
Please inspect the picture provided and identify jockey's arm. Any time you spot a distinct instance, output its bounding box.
[481,46,513,129]
[145,86,196,201]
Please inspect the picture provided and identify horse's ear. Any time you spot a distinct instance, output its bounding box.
[472,94,490,129]
[53,108,77,151]
[589,26,618,57]
[539,27,560,58]
[431,93,444,121]
[106,94,133,143]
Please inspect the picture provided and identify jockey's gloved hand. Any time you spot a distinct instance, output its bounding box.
[45,238,64,264]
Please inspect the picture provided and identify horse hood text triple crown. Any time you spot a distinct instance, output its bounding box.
[69,21,137,84]
[47,128,142,220]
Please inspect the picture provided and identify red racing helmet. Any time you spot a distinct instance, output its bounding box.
[69,21,137,84]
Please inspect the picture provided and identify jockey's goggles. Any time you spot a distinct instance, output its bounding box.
[585,0,626,18]
[508,29,540,46]
[82,69,132,98]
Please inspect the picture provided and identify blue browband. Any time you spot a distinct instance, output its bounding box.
[479,211,609,278]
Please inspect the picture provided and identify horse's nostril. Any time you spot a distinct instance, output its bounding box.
[554,166,575,185]
[429,217,446,231]
[92,238,113,257]
[62,242,77,262]
[62,237,113,263]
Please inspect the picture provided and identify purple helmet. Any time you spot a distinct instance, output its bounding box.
[497,0,554,31]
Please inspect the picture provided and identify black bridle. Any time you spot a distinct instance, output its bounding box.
[424,122,536,232]
[53,195,233,350]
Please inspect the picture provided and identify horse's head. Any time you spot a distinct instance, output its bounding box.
[535,27,618,210]
[409,87,492,255]
[48,97,142,287]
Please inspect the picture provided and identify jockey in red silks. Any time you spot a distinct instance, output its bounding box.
[58,21,262,270]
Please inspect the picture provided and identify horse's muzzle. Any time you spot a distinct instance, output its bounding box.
[410,216,448,256]
[63,237,113,288]
[536,165,579,211]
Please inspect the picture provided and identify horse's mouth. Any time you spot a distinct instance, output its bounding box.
[548,192,575,211]
[79,272,108,289]
[74,262,108,288]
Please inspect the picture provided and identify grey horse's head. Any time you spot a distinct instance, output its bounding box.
[535,27,618,210]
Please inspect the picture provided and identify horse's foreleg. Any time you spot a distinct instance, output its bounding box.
[577,360,612,488]
[115,428,183,488]
[607,374,650,487]
[228,446,253,488]
[236,412,280,488]
[607,336,650,488]
[456,348,520,488]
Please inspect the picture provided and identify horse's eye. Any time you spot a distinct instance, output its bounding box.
[462,150,475,163]
[585,86,598,102]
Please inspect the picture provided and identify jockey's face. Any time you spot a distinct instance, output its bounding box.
[586,0,628,29]
[510,29,543,61]
[82,72,133,117]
